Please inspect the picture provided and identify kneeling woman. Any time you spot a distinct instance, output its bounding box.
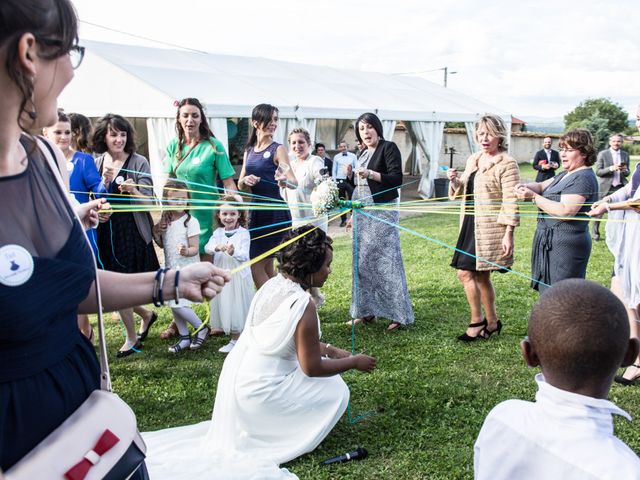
[144,226,376,479]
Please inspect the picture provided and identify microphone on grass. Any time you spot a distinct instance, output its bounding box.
[321,447,368,465]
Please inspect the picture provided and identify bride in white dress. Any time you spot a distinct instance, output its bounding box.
[143,225,377,479]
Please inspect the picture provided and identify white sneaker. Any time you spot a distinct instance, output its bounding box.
[218,340,237,353]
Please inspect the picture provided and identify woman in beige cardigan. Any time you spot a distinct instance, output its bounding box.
[447,114,520,341]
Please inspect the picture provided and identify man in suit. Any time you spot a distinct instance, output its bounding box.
[314,143,333,177]
[332,140,357,226]
[532,137,560,182]
[592,133,630,240]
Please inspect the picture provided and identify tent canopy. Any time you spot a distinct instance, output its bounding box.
[61,40,507,122]
[60,40,510,197]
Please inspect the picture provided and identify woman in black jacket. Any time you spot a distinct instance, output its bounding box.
[346,113,414,331]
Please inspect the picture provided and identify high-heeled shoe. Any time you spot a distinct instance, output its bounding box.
[137,312,158,341]
[457,319,487,342]
[481,320,503,339]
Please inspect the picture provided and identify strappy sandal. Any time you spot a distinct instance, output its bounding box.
[168,335,191,354]
[190,326,211,350]
[387,322,402,332]
[345,315,375,326]
[457,319,488,342]
[160,320,179,340]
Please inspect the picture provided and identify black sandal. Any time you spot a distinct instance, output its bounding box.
[190,326,211,350]
[457,319,488,342]
[614,364,640,386]
[168,335,191,354]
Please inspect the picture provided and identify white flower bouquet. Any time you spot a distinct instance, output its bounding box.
[310,177,340,217]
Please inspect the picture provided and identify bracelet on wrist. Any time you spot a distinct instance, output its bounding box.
[152,267,169,307]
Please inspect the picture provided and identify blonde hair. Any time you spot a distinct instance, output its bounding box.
[287,127,311,145]
[215,194,248,228]
[475,114,509,151]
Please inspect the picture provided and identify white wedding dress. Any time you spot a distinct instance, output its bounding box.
[143,275,350,479]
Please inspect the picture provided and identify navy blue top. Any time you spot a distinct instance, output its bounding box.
[0,138,100,470]
[538,169,599,231]
[244,142,291,258]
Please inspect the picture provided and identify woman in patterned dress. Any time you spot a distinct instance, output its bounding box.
[346,112,414,331]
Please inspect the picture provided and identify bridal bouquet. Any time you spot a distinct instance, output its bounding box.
[310,177,340,217]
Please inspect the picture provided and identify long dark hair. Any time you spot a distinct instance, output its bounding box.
[355,112,384,144]
[246,103,279,150]
[69,112,92,153]
[0,0,78,130]
[91,114,137,154]
[174,98,218,161]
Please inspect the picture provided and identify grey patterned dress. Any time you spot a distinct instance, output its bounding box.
[349,151,414,325]
[531,169,598,293]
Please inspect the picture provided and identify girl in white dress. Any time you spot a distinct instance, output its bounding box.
[143,225,377,479]
[204,195,254,353]
[152,181,210,352]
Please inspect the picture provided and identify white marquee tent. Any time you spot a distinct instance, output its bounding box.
[60,40,510,197]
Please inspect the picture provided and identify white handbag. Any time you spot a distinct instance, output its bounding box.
[2,137,147,480]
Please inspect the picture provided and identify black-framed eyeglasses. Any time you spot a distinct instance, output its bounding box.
[68,45,85,69]
[36,37,85,69]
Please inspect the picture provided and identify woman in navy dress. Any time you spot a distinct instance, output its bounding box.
[0,1,230,473]
[238,104,298,288]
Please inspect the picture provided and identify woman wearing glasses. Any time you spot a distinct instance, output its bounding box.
[515,129,598,293]
[0,1,229,475]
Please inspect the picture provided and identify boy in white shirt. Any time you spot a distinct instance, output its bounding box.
[474,279,640,480]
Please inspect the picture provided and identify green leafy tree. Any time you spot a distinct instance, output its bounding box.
[564,98,628,133]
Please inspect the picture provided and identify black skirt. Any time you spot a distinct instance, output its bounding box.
[97,211,159,273]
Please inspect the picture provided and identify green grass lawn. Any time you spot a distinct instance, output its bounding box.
[103,212,640,479]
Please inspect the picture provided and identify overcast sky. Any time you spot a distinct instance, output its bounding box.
[71,0,638,121]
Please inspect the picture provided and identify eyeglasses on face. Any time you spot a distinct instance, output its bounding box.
[36,37,85,69]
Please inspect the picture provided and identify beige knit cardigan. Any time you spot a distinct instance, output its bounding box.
[448,151,520,271]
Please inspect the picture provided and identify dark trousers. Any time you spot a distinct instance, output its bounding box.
[591,183,623,237]
[337,179,353,225]
[337,179,354,200]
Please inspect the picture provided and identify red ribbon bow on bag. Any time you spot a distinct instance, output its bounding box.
[64,429,120,480]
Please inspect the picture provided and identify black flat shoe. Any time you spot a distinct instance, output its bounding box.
[481,320,502,339]
[457,319,488,342]
[138,312,158,341]
[614,364,640,386]
[116,340,142,358]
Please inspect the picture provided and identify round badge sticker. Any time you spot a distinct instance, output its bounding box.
[115,176,125,185]
[191,157,201,165]
[66,161,74,172]
[0,244,35,287]
[263,151,272,159]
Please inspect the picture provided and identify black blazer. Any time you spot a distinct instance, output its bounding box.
[532,148,560,182]
[360,139,403,204]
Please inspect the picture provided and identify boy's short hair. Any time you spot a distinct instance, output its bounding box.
[529,279,629,383]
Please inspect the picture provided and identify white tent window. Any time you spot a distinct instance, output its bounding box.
[382,120,397,142]
[465,121,478,154]
[412,121,445,198]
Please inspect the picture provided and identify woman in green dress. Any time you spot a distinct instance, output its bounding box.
[165,98,237,258]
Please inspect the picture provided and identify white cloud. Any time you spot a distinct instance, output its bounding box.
[72,0,638,118]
